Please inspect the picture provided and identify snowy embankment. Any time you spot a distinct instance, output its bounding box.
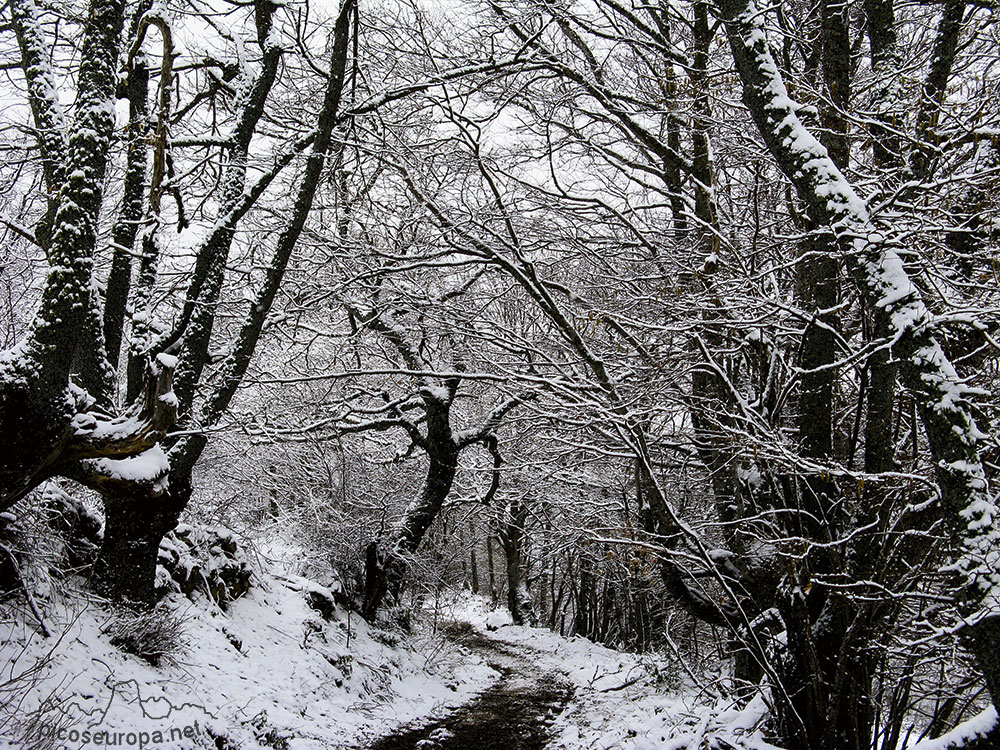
[2,501,780,750]
[1,565,497,749]
[3,556,778,750]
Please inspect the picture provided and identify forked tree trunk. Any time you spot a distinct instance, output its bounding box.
[358,381,521,621]
[775,592,877,750]
[91,0,355,605]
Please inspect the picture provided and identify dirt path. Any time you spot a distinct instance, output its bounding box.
[365,623,574,750]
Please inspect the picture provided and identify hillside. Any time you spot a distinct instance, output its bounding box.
[1,516,778,750]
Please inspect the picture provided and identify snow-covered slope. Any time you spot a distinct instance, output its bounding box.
[1,572,497,749]
[3,547,780,750]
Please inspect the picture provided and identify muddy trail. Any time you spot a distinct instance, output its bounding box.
[365,623,574,750]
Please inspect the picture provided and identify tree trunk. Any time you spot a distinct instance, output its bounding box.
[487,535,497,603]
[92,476,189,605]
[775,592,876,750]
[362,435,459,621]
[469,520,479,594]
[501,496,535,626]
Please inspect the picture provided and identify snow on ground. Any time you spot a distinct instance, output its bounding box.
[3,550,780,750]
[440,593,781,750]
[1,573,497,750]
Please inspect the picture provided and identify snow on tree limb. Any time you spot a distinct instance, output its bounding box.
[909,706,999,750]
[67,355,177,463]
[715,0,1000,636]
[0,352,176,510]
[10,0,68,197]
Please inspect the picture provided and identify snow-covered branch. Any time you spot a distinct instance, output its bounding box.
[717,0,1000,707]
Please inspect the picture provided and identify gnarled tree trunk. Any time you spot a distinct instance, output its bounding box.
[92,0,355,604]
[362,403,459,620]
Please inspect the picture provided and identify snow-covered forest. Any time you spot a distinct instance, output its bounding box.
[0,0,998,747]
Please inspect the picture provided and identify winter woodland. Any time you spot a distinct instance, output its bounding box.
[1,0,999,747]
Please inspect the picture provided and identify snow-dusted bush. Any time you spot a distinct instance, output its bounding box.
[248,710,292,750]
[0,484,92,630]
[103,605,188,667]
[40,486,102,572]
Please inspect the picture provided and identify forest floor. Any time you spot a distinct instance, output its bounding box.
[364,622,573,750]
[355,599,779,750]
[1,536,778,750]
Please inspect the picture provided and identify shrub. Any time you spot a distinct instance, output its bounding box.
[104,605,187,666]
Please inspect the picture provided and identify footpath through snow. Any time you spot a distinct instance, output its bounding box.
[432,598,779,750]
[365,621,572,750]
[2,555,778,750]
